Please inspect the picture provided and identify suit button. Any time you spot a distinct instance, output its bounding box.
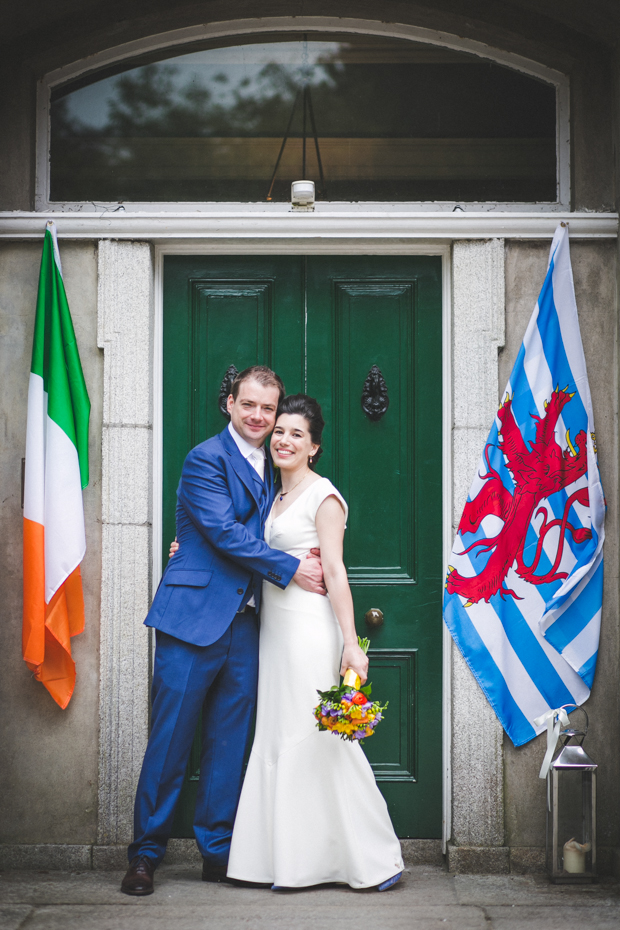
[237,588,244,595]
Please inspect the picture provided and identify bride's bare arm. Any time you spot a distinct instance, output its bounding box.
[315,496,369,684]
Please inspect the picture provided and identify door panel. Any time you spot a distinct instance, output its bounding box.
[361,650,416,780]
[192,279,272,438]
[333,279,415,582]
[163,253,442,839]
[163,256,304,566]
[306,256,442,836]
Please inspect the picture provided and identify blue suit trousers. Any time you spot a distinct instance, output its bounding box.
[129,611,259,866]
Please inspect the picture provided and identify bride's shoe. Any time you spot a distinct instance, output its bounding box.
[377,871,403,892]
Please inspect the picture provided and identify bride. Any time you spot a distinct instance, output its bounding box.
[226,393,403,891]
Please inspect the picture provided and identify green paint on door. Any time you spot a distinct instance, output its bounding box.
[163,254,442,839]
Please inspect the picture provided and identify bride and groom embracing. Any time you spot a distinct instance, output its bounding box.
[121,366,404,896]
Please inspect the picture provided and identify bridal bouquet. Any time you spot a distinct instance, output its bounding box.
[313,637,387,744]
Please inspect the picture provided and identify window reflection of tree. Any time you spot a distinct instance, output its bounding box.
[50,42,557,203]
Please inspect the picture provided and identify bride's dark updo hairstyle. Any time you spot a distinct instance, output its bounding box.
[276,393,325,468]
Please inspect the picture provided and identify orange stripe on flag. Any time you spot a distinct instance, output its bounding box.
[23,517,85,710]
[23,518,45,665]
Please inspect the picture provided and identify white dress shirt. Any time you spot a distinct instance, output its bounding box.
[227,422,266,479]
[228,422,266,607]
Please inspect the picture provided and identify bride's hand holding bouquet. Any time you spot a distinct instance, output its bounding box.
[340,638,369,684]
[314,637,388,744]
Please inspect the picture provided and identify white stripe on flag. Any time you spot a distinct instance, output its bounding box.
[509,574,590,700]
[468,599,550,728]
[562,610,601,673]
[24,373,45,525]
[522,308,550,418]
[542,546,603,630]
[44,417,86,602]
[550,238,594,421]
[457,552,551,725]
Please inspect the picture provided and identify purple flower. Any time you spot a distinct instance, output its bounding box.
[353,730,365,739]
[343,693,353,701]
[330,708,341,717]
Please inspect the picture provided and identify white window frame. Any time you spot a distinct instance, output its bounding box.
[35,16,570,214]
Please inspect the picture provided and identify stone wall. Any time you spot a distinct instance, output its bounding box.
[502,240,620,872]
[449,240,507,874]
[0,241,103,847]
[0,236,618,874]
[96,240,153,850]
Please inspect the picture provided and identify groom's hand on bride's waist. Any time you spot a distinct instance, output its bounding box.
[293,551,327,595]
[168,539,326,594]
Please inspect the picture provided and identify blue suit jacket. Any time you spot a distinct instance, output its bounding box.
[145,427,299,646]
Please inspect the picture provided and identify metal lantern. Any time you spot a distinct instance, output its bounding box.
[545,706,597,883]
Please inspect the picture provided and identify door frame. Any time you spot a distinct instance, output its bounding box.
[152,238,453,847]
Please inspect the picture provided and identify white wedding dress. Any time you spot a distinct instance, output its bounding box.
[227,477,404,888]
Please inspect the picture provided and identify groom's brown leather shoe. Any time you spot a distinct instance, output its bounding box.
[121,855,156,895]
[202,861,235,884]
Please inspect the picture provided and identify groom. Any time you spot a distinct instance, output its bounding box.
[121,366,325,896]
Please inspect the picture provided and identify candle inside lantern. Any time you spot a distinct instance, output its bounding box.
[563,838,590,873]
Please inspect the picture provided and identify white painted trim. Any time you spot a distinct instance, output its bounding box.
[441,247,453,854]
[556,81,570,207]
[1,212,617,241]
[35,15,571,212]
[152,247,164,591]
[40,17,573,90]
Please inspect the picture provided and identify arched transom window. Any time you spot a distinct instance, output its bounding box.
[50,33,558,204]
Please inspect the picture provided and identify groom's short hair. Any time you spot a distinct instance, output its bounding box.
[231,366,285,404]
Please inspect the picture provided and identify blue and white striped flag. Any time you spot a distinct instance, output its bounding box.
[444,224,605,747]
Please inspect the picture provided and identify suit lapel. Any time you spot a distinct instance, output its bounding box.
[257,450,272,523]
[251,467,266,491]
[264,448,277,507]
[252,469,269,518]
[220,427,262,509]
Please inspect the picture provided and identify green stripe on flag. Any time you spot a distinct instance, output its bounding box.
[32,228,91,487]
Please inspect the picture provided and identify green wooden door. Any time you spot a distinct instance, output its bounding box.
[163,254,442,839]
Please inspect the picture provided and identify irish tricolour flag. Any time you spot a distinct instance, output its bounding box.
[22,222,90,709]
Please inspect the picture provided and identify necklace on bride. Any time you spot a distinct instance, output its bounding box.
[278,469,310,502]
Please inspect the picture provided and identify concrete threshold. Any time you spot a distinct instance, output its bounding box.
[4,842,620,878]
[1,864,620,930]
[1,839,446,873]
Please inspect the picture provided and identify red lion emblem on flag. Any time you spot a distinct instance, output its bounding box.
[446,387,591,606]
